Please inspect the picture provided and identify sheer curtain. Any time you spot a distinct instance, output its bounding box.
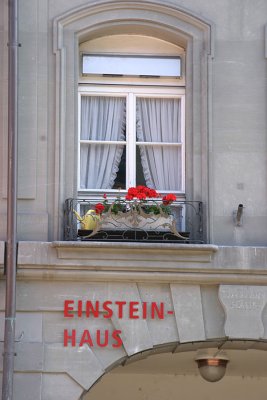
[80,96,126,189]
[136,98,181,190]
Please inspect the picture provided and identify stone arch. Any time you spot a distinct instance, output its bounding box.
[49,282,228,399]
[40,280,267,400]
[10,242,267,399]
[51,0,214,240]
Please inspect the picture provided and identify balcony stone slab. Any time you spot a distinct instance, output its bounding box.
[11,242,267,286]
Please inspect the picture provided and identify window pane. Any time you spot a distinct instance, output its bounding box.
[136,146,146,187]
[113,146,126,189]
[137,145,182,191]
[82,55,181,77]
[136,97,181,143]
[80,143,125,189]
[81,96,126,141]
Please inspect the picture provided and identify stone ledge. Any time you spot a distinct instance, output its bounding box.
[52,241,218,264]
[5,242,267,284]
[13,269,267,285]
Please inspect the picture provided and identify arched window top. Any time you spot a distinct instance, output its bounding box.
[53,1,214,57]
[79,34,185,55]
[79,35,185,86]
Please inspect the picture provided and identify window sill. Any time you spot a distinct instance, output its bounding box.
[52,241,218,265]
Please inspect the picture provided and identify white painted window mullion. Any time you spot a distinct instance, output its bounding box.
[78,93,81,191]
[181,95,185,192]
[126,92,136,188]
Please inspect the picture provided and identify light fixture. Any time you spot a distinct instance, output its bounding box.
[195,350,229,382]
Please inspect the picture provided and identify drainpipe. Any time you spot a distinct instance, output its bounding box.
[2,0,18,399]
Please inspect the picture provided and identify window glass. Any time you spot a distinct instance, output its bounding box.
[113,146,126,189]
[80,96,126,141]
[79,90,184,193]
[135,146,146,187]
[136,97,182,190]
[136,98,181,143]
[80,143,126,189]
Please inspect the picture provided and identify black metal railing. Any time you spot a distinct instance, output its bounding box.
[64,197,204,243]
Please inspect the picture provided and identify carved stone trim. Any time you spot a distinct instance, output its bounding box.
[50,0,214,241]
[52,241,218,264]
[219,285,267,340]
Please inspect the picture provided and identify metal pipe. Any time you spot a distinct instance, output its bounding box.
[2,0,18,398]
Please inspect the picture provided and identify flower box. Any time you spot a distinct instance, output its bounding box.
[101,213,174,231]
[73,186,187,240]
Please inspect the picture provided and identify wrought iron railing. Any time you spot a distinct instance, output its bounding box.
[64,197,204,243]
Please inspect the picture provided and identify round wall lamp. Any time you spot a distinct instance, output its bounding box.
[195,350,229,383]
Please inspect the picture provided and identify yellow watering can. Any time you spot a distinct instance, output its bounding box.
[73,209,101,230]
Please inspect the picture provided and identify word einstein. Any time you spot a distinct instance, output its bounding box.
[63,299,173,348]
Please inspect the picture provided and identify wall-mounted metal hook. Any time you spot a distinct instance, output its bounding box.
[233,204,244,226]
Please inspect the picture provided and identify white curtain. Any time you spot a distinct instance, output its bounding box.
[80,96,126,189]
[136,98,181,191]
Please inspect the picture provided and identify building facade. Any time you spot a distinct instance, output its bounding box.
[1,0,267,399]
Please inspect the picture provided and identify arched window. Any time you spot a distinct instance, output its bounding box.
[53,1,212,241]
[78,35,185,198]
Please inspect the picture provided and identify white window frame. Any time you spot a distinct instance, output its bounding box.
[78,85,185,196]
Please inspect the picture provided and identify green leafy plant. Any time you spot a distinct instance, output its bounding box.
[95,186,177,216]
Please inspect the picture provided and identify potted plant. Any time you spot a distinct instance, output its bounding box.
[74,186,187,239]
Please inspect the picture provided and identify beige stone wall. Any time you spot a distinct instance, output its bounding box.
[1,242,267,398]
[85,372,267,400]
[0,0,267,244]
[0,0,267,397]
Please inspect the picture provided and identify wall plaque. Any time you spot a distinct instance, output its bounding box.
[219,285,267,339]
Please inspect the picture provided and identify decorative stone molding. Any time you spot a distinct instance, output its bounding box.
[12,242,267,285]
[50,0,214,241]
[53,1,215,54]
[53,242,218,265]
[219,285,267,340]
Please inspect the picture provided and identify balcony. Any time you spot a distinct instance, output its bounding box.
[64,197,204,243]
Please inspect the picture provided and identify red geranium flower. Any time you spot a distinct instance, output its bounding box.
[147,188,159,198]
[162,194,177,205]
[136,192,147,200]
[127,187,139,197]
[95,203,105,214]
[136,185,146,192]
[126,186,160,201]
